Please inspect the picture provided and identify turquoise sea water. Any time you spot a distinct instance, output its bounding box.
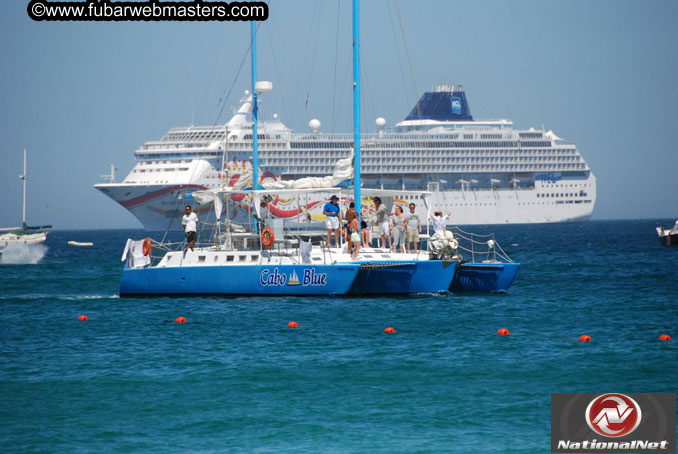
[1,220,676,453]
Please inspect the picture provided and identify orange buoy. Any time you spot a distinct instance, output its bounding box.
[288,321,299,328]
[78,315,88,321]
[384,327,395,333]
[579,334,591,342]
[659,334,672,341]
[142,237,152,256]
[175,316,187,324]
[497,328,510,336]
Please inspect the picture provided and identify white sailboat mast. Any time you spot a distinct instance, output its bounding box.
[21,148,27,226]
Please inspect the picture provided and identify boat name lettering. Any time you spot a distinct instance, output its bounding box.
[260,268,288,286]
[259,268,327,287]
[303,269,327,286]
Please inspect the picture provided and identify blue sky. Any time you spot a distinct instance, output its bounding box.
[1,0,676,229]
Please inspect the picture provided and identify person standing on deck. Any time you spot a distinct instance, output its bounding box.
[373,197,392,249]
[431,211,452,236]
[406,202,422,253]
[323,195,342,247]
[182,205,198,252]
[344,202,358,252]
[391,205,407,253]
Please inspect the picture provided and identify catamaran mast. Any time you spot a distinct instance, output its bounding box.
[352,0,361,217]
[251,17,259,190]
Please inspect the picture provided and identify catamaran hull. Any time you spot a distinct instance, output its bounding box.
[450,262,520,293]
[119,263,361,297]
[348,260,457,295]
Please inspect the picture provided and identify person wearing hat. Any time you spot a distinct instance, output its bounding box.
[323,195,342,247]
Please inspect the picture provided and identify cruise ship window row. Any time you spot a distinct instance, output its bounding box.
[132,167,190,173]
[139,160,191,165]
[536,192,586,198]
[288,163,588,172]
[264,148,578,157]
[542,183,589,189]
[229,142,289,149]
[143,142,217,150]
[166,130,226,141]
[261,151,345,158]
[354,164,587,172]
[355,158,582,168]
[141,143,216,151]
[283,140,556,150]
[436,200,592,208]
[229,147,579,158]
[137,152,221,159]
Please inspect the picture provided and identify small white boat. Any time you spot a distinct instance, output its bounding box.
[0,149,51,251]
[0,231,48,248]
[68,241,94,247]
[656,220,678,246]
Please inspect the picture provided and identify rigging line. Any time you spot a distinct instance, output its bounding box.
[393,0,429,161]
[213,21,260,127]
[304,0,326,116]
[330,0,341,133]
[268,0,299,123]
[386,0,410,109]
[393,0,420,118]
[360,77,368,139]
[333,46,352,133]
[292,0,319,116]
[203,17,266,232]
[360,51,377,131]
[265,15,290,123]
[200,24,232,125]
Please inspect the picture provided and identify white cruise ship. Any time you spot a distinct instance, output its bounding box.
[95,84,596,230]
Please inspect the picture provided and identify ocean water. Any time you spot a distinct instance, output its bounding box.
[1,220,676,453]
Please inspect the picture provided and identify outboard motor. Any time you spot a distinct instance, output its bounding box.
[429,230,460,260]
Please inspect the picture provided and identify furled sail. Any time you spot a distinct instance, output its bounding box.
[261,150,354,190]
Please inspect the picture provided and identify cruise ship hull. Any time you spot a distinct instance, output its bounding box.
[95,183,210,231]
[96,173,595,230]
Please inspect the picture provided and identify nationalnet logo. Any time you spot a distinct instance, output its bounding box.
[551,393,675,453]
[586,394,642,438]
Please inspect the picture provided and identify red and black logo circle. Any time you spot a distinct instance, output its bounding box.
[585,393,642,438]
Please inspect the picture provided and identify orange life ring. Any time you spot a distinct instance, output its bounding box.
[142,237,152,256]
[261,227,274,247]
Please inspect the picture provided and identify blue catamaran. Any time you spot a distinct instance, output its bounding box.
[117,1,462,297]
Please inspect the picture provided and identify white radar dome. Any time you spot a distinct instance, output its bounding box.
[309,119,321,133]
[376,117,386,128]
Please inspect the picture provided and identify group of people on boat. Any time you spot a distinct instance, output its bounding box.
[372,197,424,254]
[180,195,453,259]
[322,196,452,257]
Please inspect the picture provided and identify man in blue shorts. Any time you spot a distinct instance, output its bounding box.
[323,195,342,247]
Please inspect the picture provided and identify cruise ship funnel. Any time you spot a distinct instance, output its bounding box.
[405,84,473,122]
